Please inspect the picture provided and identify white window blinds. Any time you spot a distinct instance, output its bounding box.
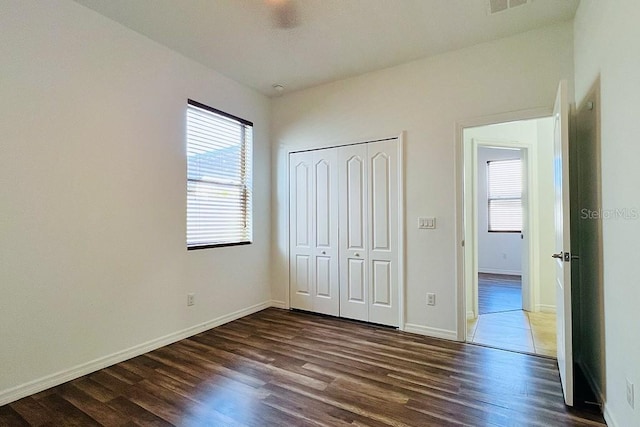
[487,159,522,232]
[186,100,253,248]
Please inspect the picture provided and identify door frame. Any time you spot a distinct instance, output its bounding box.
[465,140,531,322]
[283,132,406,331]
[455,108,551,341]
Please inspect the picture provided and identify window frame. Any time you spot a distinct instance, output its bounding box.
[486,158,522,233]
[186,99,253,250]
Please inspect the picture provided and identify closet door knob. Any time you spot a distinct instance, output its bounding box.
[355,253,360,257]
[321,251,326,255]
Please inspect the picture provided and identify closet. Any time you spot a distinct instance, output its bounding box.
[289,138,401,327]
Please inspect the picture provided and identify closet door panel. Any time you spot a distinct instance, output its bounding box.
[338,145,368,321]
[294,163,311,247]
[347,258,366,302]
[295,255,311,295]
[371,152,391,250]
[315,256,331,297]
[372,260,391,306]
[368,140,399,327]
[289,152,314,310]
[347,156,365,249]
[315,159,331,247]
[310,149,339,315]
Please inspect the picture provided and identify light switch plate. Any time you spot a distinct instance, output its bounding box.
[419,217,436,229]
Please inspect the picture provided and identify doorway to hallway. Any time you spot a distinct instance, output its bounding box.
[461,116,558,358]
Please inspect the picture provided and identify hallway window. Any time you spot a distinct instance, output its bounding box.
[186,100,253,249]
[487,159,521,232]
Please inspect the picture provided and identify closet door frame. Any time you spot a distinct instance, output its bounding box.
[285,133,405,330]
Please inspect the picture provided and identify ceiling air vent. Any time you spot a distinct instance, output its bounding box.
[489,0,530,14]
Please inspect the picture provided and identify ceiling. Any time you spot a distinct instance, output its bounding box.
[73,0,579,97]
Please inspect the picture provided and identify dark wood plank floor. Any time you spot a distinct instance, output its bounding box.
[478,273,522,315]
[0,308,605,426]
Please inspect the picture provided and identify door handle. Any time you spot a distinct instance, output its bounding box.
[355,253,360,257]
[551,252,563,259]
[321,251,326,255]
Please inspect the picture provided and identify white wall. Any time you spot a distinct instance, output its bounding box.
[271,22,573,335]
[574,1,640,425]
[0,0,271,403]
[476,146,523,275]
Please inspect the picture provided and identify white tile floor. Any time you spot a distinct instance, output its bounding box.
[467,310,557,357]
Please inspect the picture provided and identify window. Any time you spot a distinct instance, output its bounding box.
[186,99,252,249]
[487,159,522,232]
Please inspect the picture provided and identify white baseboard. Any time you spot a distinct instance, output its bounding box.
[0,300,271,406]
[478,268,522,276]
[536,304,556,313]
[404,323,458,341]
[270,300,288,309]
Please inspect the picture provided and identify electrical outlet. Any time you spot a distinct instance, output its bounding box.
[427,293,436,306]
[627,378,635,409]
[187,293,195,307]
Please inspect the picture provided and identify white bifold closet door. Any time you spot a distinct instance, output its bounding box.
[289,149,340,316]
[367,140,399,327]
[338,144,369,322]
[290,139,400,327]
[339,140,399,326]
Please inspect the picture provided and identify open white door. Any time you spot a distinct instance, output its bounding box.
[552,80,573,406]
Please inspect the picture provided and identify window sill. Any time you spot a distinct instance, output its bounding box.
[187,241,252,250]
